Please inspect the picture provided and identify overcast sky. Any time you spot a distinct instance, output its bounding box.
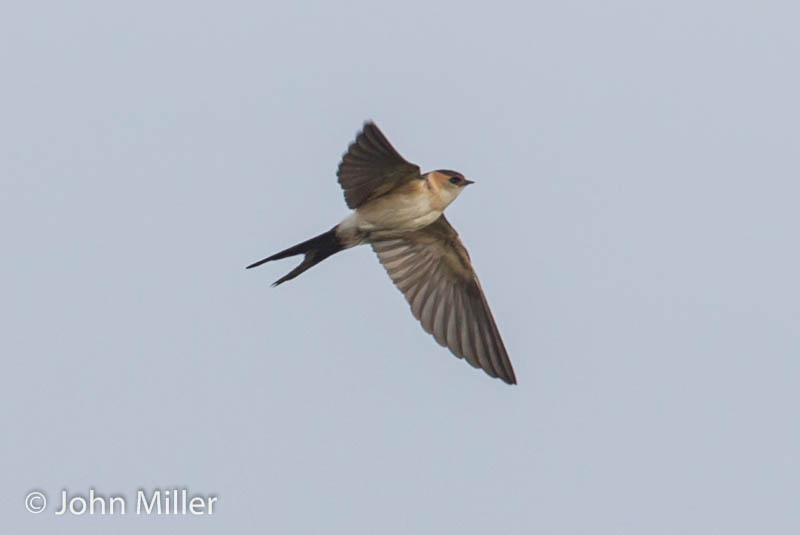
[2,1,799,533]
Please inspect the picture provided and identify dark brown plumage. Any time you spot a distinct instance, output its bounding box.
[337,122,421,209]
[371,216,516,384]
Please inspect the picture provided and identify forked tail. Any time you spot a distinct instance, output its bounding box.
[246,227,344,286]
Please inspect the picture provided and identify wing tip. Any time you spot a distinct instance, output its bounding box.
[500,371,518,385]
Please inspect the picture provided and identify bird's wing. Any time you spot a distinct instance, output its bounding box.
[337,121,422,209]
[370,215,516,384]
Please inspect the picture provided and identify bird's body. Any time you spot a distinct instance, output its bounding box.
[337,171,455,245]
[248,122,517,384]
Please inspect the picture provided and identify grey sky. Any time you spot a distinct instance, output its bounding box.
[2,1,799,533]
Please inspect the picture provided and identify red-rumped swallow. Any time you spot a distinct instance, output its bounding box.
[248,122,516,384]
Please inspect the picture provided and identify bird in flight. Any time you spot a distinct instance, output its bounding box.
[247,122,516,384]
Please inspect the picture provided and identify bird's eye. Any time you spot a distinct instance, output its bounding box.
[449,176,461,185]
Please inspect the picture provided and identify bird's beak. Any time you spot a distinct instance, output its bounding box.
[464,179,475,186]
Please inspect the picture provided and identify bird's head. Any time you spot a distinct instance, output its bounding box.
[426,169,475,208]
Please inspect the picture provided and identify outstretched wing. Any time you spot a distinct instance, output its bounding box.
[337,122,422,209]
[370,216,516,384]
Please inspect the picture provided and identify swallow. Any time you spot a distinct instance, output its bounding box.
[247,122,516,384]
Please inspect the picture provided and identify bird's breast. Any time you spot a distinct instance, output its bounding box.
[353,189,443,235]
